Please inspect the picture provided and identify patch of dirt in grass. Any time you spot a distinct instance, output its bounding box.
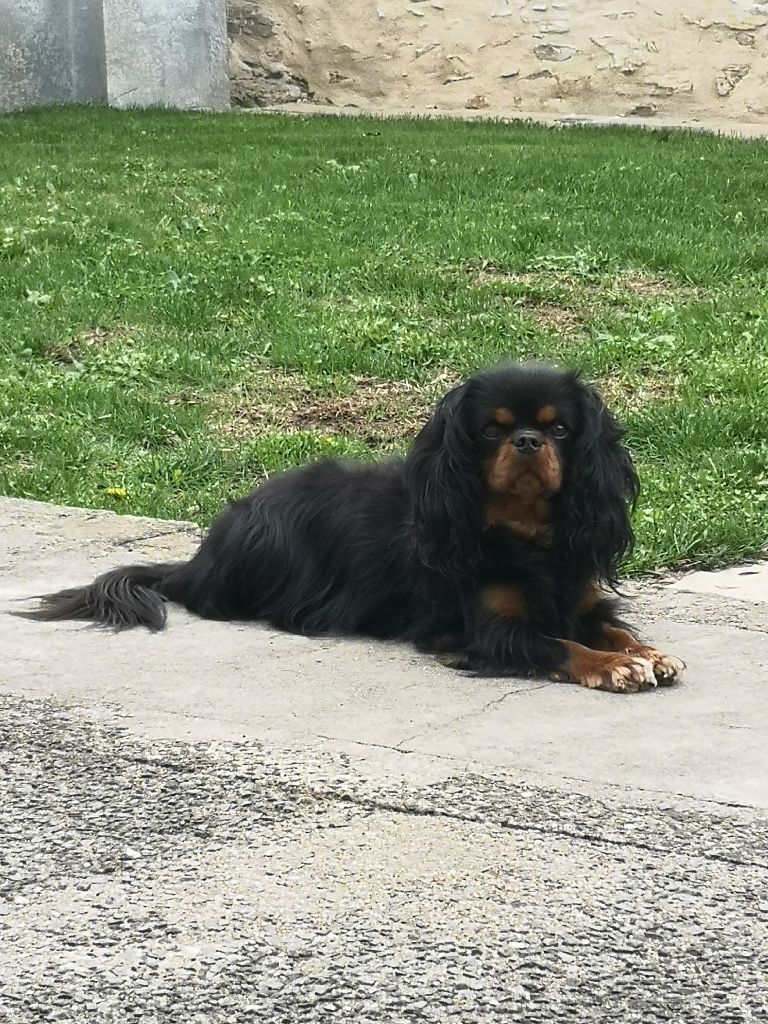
[469,266,585,334]
[209,368,459,444]
[464,261,700,308]
[597,370,686,413]
[46,325,126,364]
[514,299,586,333]
[468,262,546,287]
[618,274,688,298]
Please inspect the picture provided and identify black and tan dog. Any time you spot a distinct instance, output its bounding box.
[26,362,685,693]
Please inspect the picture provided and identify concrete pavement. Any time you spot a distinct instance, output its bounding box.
[1,496,767,1022]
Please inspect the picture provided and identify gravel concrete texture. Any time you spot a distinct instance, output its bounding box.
[1,496,767,1022]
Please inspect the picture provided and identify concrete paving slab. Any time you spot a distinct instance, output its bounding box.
[671,561,768,603]
[4,599,541,751]
[404,620,768,807]
[3,498,766,806]
[1,496,767,1021]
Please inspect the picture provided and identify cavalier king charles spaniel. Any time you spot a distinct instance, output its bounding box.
[27,362,685,693]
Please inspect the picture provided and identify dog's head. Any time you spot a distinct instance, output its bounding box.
[406,362,639,585]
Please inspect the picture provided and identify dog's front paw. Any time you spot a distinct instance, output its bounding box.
[436,651,478,672]
[633,647,686,687]
[577,652,657,694]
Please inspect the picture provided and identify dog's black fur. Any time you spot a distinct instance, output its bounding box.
[26,362,664,685]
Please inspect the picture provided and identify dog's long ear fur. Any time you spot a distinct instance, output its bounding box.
[406,383,483,575]
[560,380,640,588]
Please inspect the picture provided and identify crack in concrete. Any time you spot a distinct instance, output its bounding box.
[317,735,415,755]
[303,788,768,872]
[319,684,554,757]
[315,735,762,807]
[113,527,199,548]
[396,681,555,749]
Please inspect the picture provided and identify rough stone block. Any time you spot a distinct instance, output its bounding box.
[103,0,229,110]
[0,0,107,111]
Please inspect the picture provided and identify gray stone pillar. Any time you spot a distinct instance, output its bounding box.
[0,0,228,111]
[103,0,229,110]
[0,0,108,111]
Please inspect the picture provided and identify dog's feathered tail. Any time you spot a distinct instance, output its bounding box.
[20,562,184,631]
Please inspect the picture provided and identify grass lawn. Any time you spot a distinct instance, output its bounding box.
[1,106,767,575]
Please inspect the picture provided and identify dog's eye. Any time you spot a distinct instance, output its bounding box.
[482,425,504,440]
[551,422,569,439]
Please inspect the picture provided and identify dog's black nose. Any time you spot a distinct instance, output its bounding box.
[512,429,543,455]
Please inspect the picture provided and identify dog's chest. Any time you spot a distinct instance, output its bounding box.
[484,494,552,544]
[480,533,591,629]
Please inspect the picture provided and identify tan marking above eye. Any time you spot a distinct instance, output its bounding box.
[536,405,557,425]
[493,407,515,426]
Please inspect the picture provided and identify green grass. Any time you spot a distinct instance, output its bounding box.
[1,105,767,574]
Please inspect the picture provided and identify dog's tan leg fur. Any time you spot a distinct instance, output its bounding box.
[556,639,658,693]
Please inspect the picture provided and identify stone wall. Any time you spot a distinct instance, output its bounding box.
[228,1,309,106]
[0,0,107,111]
[227,0,768,122]
[4,1,767,122]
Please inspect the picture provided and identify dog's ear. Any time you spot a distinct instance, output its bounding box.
[406,383,483,575]
[561,382,640,588]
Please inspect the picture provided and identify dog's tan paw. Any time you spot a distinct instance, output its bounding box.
[634,647,686,687]
[579,653,657,694]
